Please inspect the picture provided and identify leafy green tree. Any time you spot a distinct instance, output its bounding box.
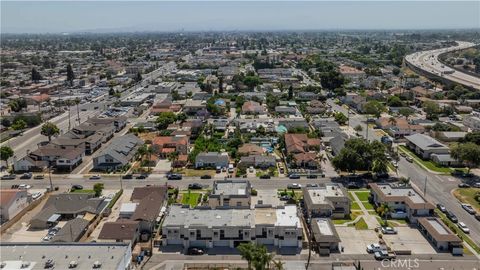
[93,183,104,197]
[11,119,27,130]
[66,64,75,85]
[460,131,480,145]
[8,98,27,112]
[238,242,256,270]
[363,100,386,118]
[376,203,391,225]
[354,125,363,132]
[237,243,274,270]
[372,158,388,174]
[332,138,386,173]
[134,71,142,82]
[334,112,348,125]
[398,107,414,120]
[31,67,43,82]
[320,70,345,90]
[450,142,480,173]
[41,122,60,141]
[0,146,14,169]
[288,85,293,99]
[387,96,404,107]
[156,112,177,130]
[243,75,261,90]
[423,101,441,120]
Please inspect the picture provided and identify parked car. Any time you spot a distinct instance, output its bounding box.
[259,174,271,179]
[446,211,458,223]
[374,250,396,260]
[473,182,480,188]
[71,184,83,190]
[405,156,413,163]
[381,227,397,234]
[32,192,42,199]
[200,174,212,179]
[457,222,470,234]
[122,174,133,179]
[33,175,44,180]
[288,174,300,179]
[399,152,406,158]
[458,183,470,188]
[187,247,205,255]
[89,175,101,180]
[42,236,53,242]
[1,174,16,180]
[20,172,32,179]
[248,166,254,173]
[18,184,31,189]
[167,173,182,180]
[287,183,302,189]
[306,183,319,188]
[136,174,149,179]
[306,174,318,179]
[366,243,385,253]
[461,203,476,215]
[436,203,447,213]
[188,183,203,190]
[475,214,480,222]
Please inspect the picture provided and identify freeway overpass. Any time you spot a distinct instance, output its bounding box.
[405,41,480,90]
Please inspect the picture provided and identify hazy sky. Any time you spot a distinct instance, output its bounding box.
[1,1,479,33]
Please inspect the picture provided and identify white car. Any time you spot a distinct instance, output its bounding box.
[458,222,470,234]
[42,235,53,242]
[366,243,385,253]
[249,166,254,173]
[18,184,31,189]
[381,227,397,234]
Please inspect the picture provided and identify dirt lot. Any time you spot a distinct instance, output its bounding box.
[382,226,436,254]
[336,227,378,254]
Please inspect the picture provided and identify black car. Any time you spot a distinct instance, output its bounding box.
[259,174,271,179]
[71,184,83,190]
[188,183,203,190]
[458,183,471,188]
[200,175,212,179]
[306,174,318,179]
[33,175,44,180]
[347,183,361,189]
[475,214,480,222]
[446,211,458,223]
[167,174,182,180]
[288,174,300,179]
[1,174,16,180]
[187,247,205,255]
[122,174,133,179]
[20,172,32,179]
[436,203,447,213]
[136,174,149,179]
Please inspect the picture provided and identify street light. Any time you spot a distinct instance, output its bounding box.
[47,160,53,192]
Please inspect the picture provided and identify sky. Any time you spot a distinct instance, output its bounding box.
[1,1,479,33]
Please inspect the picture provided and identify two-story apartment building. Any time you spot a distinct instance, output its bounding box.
[162,205,302,250]
[302,184,350,219]
[152,136,189,158]
[209,180,251,208]
[405,133,450,159]
[369,183,435,223]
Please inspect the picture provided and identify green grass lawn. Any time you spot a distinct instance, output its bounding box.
[453,188,480,212]
[361,201,375,210]
[71,189,95,194]
[181,169,215,177]
[351,202,361,210]
[398,146,453,174]
[347,192,355,201]
[333,211,361,225]
[181,192,201,207]
[354,217,368,230]
[354,191,370,201]
[435,209,480,254]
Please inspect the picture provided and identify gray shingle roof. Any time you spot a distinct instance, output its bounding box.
[95,134,143,165]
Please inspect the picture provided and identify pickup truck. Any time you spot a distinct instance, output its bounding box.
[374,250,396,260]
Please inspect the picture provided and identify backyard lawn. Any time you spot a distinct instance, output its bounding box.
[354,191,370,201]
[351,202,361,210]
[333,211,361,225]
[181,192,202,207]
[453,188,480,211]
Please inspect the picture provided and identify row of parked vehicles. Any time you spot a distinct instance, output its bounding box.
[1,172,45,180]
[436,203,479,234]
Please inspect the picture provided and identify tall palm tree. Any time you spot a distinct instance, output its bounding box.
[271,260,284,270]
[238,242,256,270]
[377,203,391,226]
[168,151,179,172]
[146,146,154,172]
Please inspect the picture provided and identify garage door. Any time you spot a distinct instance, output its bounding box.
[213,240,229,247]
[257,239,274,245]
[167,239,182,245]
[189,240,207,248]
[280,239,298,247]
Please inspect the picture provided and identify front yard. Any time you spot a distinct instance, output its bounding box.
[180,192,202,207]
[453,188,480,212]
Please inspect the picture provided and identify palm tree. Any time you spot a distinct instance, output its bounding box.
[146,146,154,172]
[271,260,284,270]
[388,116,397,127]
[377,203,391,226]
[167,151,179,172]
[136,144,148,161]
[238,242,256,270]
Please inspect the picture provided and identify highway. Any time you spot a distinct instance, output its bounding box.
[405,41,480,90]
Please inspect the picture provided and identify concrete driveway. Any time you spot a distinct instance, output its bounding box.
[382,226,436,254]
[336,227,378,254]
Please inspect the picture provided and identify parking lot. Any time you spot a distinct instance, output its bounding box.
[336,227,378,254]
[382,226,436,254]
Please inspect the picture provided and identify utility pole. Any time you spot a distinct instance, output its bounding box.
[48,161,53,192]
[423,176,427,196]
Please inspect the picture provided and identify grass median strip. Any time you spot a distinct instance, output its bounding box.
[398,145,453,174]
